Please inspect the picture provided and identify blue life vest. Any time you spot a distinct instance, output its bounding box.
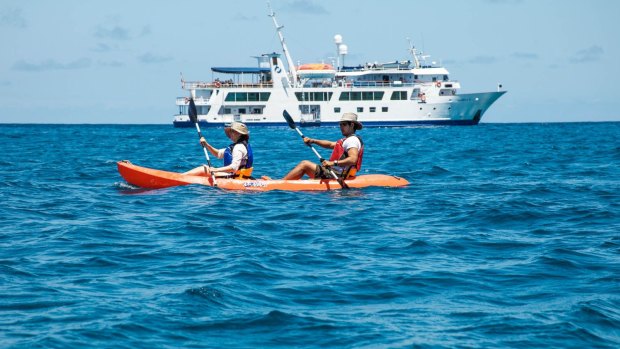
[223,140,253,169]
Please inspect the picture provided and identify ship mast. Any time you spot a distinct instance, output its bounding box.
[407,38,421,69]
[267,2,298,85]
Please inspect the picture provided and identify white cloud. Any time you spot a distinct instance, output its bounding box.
[138,53,172,64]
[0,8,26,28]
[569,45,604,63]
[12,58,92,72]
[467,55,500,64]
[94,24,131,40]
[512,52,539,60]
[281,0,328,15]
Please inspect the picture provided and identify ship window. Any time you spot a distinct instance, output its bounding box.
[224,108,231,114]
[297,92,332,101]
[382,107,388,112]
[225,92,269,102]
[443,75,448,81]
[357,107,363,112]
[339,92,350,101]
[334,107,341,113]
[359,91,384,101]
[238,108,246,114]
[370,107,376,112]
[351,92,361,101]
[252,108,262,114]
[390,91,407,100]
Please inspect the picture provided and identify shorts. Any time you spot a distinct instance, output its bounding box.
[314,165,344,179]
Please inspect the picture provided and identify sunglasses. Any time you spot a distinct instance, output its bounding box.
[339,122,351,126]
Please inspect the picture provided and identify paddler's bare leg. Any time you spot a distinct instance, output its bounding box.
[282,160,317,180]
[183,165,209,176]
[184,165,231,178]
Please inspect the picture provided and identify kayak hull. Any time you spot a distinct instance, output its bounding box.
[117,161,409,192]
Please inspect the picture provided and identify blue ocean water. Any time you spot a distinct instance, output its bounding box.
[0,122,619,348]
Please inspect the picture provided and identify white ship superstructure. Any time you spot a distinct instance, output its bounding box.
[173,8,505,128]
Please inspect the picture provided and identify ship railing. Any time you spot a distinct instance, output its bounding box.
[294,80,460,89]
[297,81,419,88]
[345,81,416,88]
[339,65,412,72]
[344,80,460,88]
[183,80,273,89]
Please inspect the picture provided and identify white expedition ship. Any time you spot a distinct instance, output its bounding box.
[173,8,505,128]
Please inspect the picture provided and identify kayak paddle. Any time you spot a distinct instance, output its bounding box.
[188,98,217,186]
[282,110,348,189]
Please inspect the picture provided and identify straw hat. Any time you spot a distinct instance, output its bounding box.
[340,112,363,130]
[225,122,249,138]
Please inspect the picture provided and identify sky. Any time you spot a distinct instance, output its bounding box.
[1,0,619,124]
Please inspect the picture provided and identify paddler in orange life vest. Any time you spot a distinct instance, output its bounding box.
[184,122,254,179]
[282,113,364,180]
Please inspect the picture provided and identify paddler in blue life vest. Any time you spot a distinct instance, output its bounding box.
[184,122,254,179]
[282,113,364,180]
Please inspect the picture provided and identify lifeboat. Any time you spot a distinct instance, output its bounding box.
[297,63,336,79]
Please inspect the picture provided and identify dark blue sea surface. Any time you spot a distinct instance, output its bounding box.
[1,123,619,348]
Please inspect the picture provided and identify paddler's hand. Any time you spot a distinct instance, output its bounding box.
[202,165,215,175]
[199,137,208,147]
[321,159,335,168]
[303,137,313,145]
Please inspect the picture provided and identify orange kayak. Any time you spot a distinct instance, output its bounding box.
[117,161,409,192]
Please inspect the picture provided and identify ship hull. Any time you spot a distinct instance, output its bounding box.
[173,118,483,128]
[173,91,505,128]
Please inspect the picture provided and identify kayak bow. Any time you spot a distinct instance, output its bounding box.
[117,161,409,192]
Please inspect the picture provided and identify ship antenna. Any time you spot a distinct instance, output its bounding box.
[407,38,420,69]
[267,2,298,85]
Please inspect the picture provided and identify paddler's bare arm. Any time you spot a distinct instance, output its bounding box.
[206,165,235,173]
[303,137,336,149]
[200,137,220,157]
[322,147,359,168]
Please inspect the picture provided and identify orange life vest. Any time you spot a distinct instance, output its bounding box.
[329,134,364,177]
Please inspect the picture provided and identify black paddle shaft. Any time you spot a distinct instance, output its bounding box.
[188,97,217,185]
